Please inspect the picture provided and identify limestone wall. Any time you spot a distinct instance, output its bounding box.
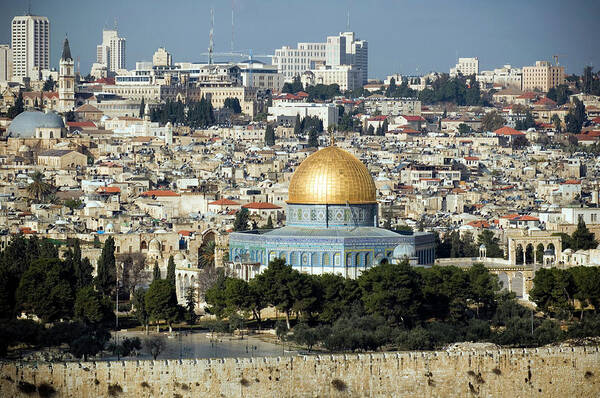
[1,346,599,397]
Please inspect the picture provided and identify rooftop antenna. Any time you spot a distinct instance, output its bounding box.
[27,0,31,15]
[208,8,214,64]
[346,10,350,31]
[77,56,80,76]
[114,17,118,31]
[231,0,235,52]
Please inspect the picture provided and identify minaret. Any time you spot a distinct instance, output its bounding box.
[59,36,75,112]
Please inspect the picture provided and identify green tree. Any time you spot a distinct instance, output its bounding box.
[308,129,319,148]
[204,272,229,319]
[265,214,273,229]
[571,218,597,251]
[264,124,276,146]
[152,262,161,281]
[74,286,114,326]
[457,123,472,135]
[199,240,216,268]
[145,279,181,333]
[293,114,302,135]
[166,255,176,287]
[8,92,24,119]
[133,287,150,334]
[530,268,574,317]
[367,124,375,135]
[569,267,600,319]
[253,258,297,328]
[95,237,116,296]
[139,97,145,118]
[16,258,75,323]
[512,135,530,149]
[551,114,562,133]
[42,75,55,91]
[565,98,586,134]
[468,263,500,318]
[26,171,55,202]
[234,208,249,231]
[385,77,396,97]
[223,97,242,113]
[184,286,197,325]
[547,84,571,105]
[477,231,504,258]
[481,110,505,132]
[358,260,422,327]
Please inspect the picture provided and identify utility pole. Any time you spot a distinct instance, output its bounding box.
[116,266,120,360]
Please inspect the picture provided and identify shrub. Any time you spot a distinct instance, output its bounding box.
[331,379,347,391]
[396,327,432,350]
[107,384,123,396]
[17,381,36,394]
[37,383,57,397]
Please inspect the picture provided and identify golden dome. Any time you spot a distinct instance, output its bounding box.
[288,146,376,205]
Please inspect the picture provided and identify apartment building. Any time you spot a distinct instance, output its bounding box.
[95,28,126,74]
[522,61,565,92]
[450,57,479,77]
[11,15,50,79]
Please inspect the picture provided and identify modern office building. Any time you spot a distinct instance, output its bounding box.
[95,29,126,74]
[0,45,12,82]
[273,32,368,86]
[11,14,50,80]
[522,61,565,92]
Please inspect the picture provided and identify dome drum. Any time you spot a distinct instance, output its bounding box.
[287,203,377,228]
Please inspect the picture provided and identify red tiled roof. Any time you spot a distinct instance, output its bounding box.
[67,121,96,128]
[209,198,241,206]
[368,115,387,121]
[242,202,282,210]
[464,156,479,161]
[467,220,490,228]
[97,186,121,194]
[514,215,539,222]
[502,213,520,220]
[178,230,194,236]
[141,190,180,197]
[494,126,525,136]
[563,180,581,185]
[402,115,425,122]
[534,97,557,106]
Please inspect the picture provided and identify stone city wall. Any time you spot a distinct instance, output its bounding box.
[1,346,599,397]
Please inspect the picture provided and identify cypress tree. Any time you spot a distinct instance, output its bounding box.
[166,256,176,287]
[153,261,161,281]
[94,237,116,296]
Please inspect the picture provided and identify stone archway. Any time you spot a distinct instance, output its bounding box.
[498,272,510,290]
[525,244,534,265]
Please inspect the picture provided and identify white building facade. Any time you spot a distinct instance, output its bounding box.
[273,32,368,86]
[268,102,339,128]
[95,29,126,74]
[450,57,479,77]
[0,45,12,82]
[11,15,50,80]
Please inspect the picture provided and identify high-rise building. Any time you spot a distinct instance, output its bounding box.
[450,57,479,77]
[522,61,565,92]
[273,32,368,87]
[95,29,126,74]
[152,47,172,67]
[0,45,12,82]
[58,37,75,112]
[11,14,50,79]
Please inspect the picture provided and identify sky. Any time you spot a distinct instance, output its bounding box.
[1,0,598,79]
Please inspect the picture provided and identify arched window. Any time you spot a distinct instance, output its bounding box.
[290,252,298,265]
[322,253,330,266]
[346,253,353,266]
[311,252,319,266]
[334,253,341,266]
[355,253,361,267]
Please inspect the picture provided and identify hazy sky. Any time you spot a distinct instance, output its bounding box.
[1,0,598,79]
